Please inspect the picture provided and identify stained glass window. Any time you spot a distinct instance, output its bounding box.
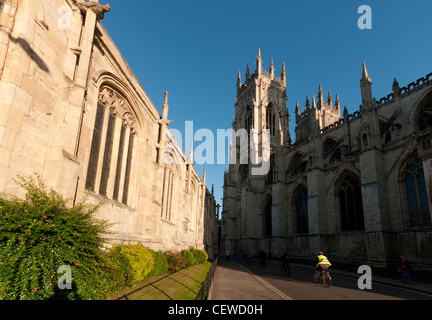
[85,87,137,206]
[338,174,365,231]
[418,95,432,131]
[294,186,309,234]
[85,102,105,191]
[404,157,431,227]
[263,198,272,236]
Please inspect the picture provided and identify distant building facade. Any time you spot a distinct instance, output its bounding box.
[222,49,432,269]
[0,0,218,253]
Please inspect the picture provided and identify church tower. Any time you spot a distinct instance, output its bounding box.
[234,49,290,154]
[295,85,341,143]
[222,49,290,255]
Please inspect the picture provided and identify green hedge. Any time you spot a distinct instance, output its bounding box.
[148,250,169,277]
[190,248,208,264]
[0,175,210,300]
[181,249,197,266]
[0,176,113,300]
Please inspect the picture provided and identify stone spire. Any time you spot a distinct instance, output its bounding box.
[188,140,194,165]
[203,167,207,184]
[269,58,275,78]
[361,61,371,82]
[393,77,401,98]
[305,95,310,110]
[343,105,349,118]
[281,62,286,86]
[328,91,333,107]
[360,61,373,108]
[256,48,262,75]
[237,71,242,91]
[245,64,250,80]
[335,94,340,109]
[312,95,317,110]
[162,91,169,120]
[318,84,324,107]
[157,91,173,164]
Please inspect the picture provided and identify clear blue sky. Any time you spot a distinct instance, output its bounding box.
[102,0,432,211]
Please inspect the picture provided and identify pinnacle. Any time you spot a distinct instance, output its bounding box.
[362,61,371,81]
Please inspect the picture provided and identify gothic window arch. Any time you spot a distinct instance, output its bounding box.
[289,152,307,177]
[263,196,272,236]
[245,105,254,130]
[402,156,431,227]
[323,138,341,164]
[266,104,277,136]
[85,86,137,205]
[268,154,276,184]
[336,172,365,231]
[417,93,432,131]
[323,138,337,157]
[293,185,309,234]
[245,106,254,151]
[239,163,249,182]
[161,163,176,221]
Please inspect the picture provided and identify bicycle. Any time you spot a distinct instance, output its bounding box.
[281,263,291,278]
[313,268,332,287]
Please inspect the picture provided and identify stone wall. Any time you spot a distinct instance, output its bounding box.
[0,0,218,254]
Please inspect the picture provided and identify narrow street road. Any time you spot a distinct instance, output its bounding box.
[229,257,432,300]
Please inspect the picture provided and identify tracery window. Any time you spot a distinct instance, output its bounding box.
[403,157,431,227]
[85,86,136,205]
[245,106,254,150]
[293,185,309,234]
[161,164,175,221]
[263,197,272,236]
[245,106,253,131]
[418,94,432,131]
[266,105,276,136]
[323,138,337,157]
[268,155,276,183]
[337,173,365,231]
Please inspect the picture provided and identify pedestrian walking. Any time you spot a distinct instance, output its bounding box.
[397,256,413,283]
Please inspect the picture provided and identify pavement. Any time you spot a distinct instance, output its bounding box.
[209,256,432,300]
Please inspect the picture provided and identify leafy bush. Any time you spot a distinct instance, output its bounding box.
[190,249,208,264]
[104,245,135,289]
[109,244,155,282]
[0,175,113,300]
[165,251,186,272]
[181,249,197,266]
[147,250,169,277]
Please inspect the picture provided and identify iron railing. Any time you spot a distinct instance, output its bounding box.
[195,256,218,300]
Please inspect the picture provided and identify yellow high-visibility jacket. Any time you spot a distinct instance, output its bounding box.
[317,255,331,266]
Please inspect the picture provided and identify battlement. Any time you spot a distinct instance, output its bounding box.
[376,72,432,107]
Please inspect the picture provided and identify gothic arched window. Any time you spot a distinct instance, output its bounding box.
[263,197,272,236]
[337,173,365,231]
[417,93,432,131]
[293,185,308,234]
[403,157,431,227]
[266,105,276,136]
[245,106,253,130]
[85,86,136,205]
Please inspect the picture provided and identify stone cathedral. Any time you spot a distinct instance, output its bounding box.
[0,0,219,257]
[222,49,432,269]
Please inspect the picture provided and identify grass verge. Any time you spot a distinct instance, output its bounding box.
[110,261,212,300]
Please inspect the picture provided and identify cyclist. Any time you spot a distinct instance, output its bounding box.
[315,251,331,276]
